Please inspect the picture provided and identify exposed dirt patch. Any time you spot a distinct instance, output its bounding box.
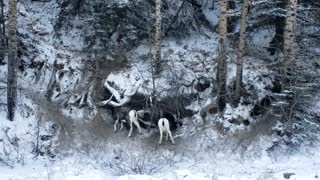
[225,110,279,155]
[25,88,187,157]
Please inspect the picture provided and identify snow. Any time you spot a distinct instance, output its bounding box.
[250,28,274,49]
[106,34,218,98]
[114,0,129,5]
[202,0,219,27]
[107,61,151,96]
[0,96,54,168]
[222,103,252,129]
[203,9,219,27]
[312,93,320,116]
[0,147,319,179]
[2,93,318,180]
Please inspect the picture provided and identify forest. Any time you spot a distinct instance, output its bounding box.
[0,0,319,179]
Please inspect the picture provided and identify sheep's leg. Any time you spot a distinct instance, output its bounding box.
[133,120,142,134]
[120,121,123,131]
[165,131,169,141]
[168,131,175,144]
[159,129,163,145]
[128,121,133,137]
[114,118,119,133]
[120,119,125,131]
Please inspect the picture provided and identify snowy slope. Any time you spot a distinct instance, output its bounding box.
[0,0,320,179]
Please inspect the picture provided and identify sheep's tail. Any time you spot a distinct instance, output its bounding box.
[134,110,137,119]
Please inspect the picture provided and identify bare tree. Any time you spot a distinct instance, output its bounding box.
[7,0,17,121]
[234,0,249,103]
[154,0,162,76]
[281,0,298,91]
[143,0,157,99]
[216,0,228,111]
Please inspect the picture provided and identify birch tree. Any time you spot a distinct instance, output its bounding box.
[281,0,298,91]
[154,0,162,76]
[0,0,5,63]
[234,0,249,103]
[7,0,17,121]
[216,0,228,111]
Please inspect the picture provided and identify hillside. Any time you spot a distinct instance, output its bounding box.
[0,0,320,179]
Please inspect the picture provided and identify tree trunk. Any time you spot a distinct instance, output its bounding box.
[227,0,236,33]
[0,0,5,63]
[281,0,298,91]
[234,0,249,103]
[211,0,215,10]
[7,0,17,121]
[216,0,228,111]
[154,0,162,76]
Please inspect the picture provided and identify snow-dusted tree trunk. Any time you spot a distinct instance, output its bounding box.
[234,0,249,103]
[211,0,215,9]
[7,0,17,121]
[0,0,5,63]
[154,0,162,76]
[216,0,228,111]
[281,0,298,91]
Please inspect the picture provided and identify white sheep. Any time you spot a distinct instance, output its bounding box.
[158,118,175,145]
[113,109,152,135]
[128,110,142,137]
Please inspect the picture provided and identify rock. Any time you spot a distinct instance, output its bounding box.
[283,172,295,179]
[250,96,274,117]
[228,118,241,125]
[41,135,52,141]
[313,62,320,69]
[242,119,250,126]
[272,79,282,93]
[193,76,211,92]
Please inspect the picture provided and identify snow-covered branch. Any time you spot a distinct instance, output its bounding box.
[98,80,137,107]
[98,95,131,107]
[104,80,122,103]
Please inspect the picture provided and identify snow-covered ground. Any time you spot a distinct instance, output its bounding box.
[0,94,319,180]
[1,87,319,180]
[0,144,319,180]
